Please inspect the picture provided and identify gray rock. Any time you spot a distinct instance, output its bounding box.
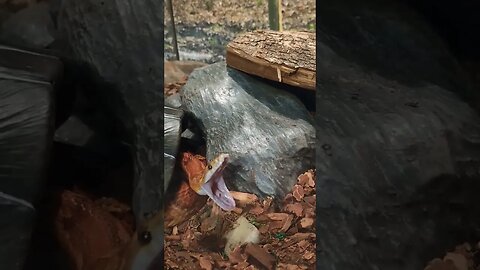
[181,62,315,198]
[165,92,182,108]
[54,115,94,146]
[0,2,56,48]
[317,1,480,269]
[57,0,164,223]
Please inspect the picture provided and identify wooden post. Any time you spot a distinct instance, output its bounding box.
[268,0,282,31]
[166,0,180,60]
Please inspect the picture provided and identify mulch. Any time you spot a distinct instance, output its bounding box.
[164,169,316,270]
[425,243,480,270]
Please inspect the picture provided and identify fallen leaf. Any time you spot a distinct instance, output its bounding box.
[281,214,294,232]
[290,233,315,243]
[234,261,250,269]
[297,171,315,188]
[249,205,265,215]
[303,251,315,260]
[284,203,303,217]
[297,240,309,249]
[263,196,273,210]
[231,191,258,205]
[303,195,316,206]
[303,206,315,218]
[232,207,243,215]
[200,215,218,233]
[444,252,468,270]
[278,263,304,270]
[424,258,457,270]
[198,256,213,270]
[299,218,314,229]
[229,246,247,264]
[267,213,290,221]
[292,185,305,201]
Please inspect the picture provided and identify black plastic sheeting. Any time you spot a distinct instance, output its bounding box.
[164,106,183,192]
[181,62,315,199]
[0,45,61,270]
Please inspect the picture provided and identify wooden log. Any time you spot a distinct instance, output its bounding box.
[268,0,282,31]
[226,30,316,91]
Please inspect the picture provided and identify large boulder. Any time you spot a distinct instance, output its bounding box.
[0,2,56,48]
[56,0,164,223]
[181,62,315,198]
[317,0,480,269]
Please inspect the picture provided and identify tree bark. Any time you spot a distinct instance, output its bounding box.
[226,30,315,91]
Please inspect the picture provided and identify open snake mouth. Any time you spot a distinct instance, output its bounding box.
[200,154,236,211]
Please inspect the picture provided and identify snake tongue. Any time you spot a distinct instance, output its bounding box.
[201,174,236,211]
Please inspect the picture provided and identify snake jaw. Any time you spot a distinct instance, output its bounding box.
[198,153,236,211]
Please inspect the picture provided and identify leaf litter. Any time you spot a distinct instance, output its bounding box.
[164,169,316,270]
[424,243,480,270]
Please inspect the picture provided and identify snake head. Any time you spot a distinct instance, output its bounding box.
[188,153,236,211]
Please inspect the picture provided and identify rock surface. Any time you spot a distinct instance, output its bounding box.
[181,62,315,198]
[57,0,164,224]
[0,1,55,48]
[316,0,480,269]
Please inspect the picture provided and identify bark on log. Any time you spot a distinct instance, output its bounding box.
[226,30,316,91]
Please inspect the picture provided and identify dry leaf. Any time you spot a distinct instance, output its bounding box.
[200,215,218,233]
[284,203,303,217]
[229,246,247,264]
[303,251,315,260]
[299,218,314,229]
[281,214,294,232]
[267,213,290,221]
[249,205,265,215]
[232,207,243,215]
[231,191,258,204]
[292,185,305,201]
[198,256,213,270]
[444,252,468,270]
[424,258,457,270]
[245,243,276,270]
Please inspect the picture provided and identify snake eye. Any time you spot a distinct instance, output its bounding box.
[138,231,152,245]
[207,164,212,170]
